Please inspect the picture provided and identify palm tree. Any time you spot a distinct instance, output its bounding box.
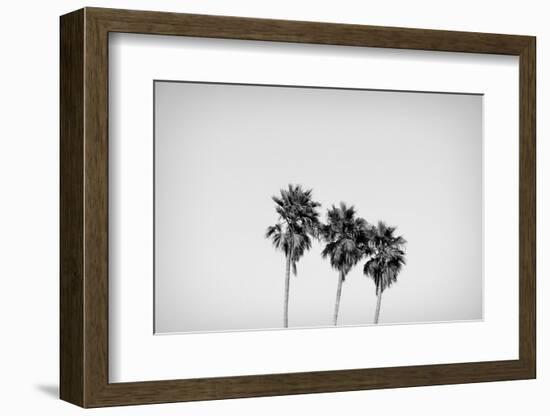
[363,221,406,324]
[321,203,368,326]
[265,184,321,328]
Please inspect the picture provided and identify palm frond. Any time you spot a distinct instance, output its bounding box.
[320,203,370,280]
[362,222,407,293]
[266,184,321,266]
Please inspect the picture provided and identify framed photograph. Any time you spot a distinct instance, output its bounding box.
[60,7,536,408]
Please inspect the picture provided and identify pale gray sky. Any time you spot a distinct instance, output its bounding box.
[154,81,482,334]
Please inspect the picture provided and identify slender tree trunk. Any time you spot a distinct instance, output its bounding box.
[283,253,291,328]
[333,272,344,326]
[374,286,383,324]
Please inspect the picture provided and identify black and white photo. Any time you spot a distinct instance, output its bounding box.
[154,81,482,334]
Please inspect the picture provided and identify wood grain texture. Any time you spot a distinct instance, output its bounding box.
[59,8,84,407]
[59,7,537,408]
[83,10,110,406]
[88,7,532,54]
[518,38,536,375]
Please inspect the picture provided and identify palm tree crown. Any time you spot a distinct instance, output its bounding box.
[363,221,406,293]
[321,203,369,279]
[265,184,321,273]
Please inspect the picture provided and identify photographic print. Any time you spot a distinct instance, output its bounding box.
[154,81,482,334]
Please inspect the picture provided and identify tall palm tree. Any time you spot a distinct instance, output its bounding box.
[321,203,368,326]
[363,221,406,324]
[265,184,321,328]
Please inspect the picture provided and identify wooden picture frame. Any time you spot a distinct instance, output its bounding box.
[60,7,536,408]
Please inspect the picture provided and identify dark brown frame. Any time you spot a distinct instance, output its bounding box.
[60,7,536,408]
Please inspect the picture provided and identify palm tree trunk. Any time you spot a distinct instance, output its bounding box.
[374,286,383,324]
[283,253,291,328]
[333,272,344,326]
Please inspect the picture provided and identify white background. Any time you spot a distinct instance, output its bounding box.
[0,0,545,415]
[110,35,517,382]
